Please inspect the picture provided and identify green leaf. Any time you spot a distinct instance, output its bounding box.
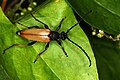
[0,64,11,80]
[90,36,120,80]
[0,0,98,80]
[66,0,120,34]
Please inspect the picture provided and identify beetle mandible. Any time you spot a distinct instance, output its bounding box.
[3,10,92,67]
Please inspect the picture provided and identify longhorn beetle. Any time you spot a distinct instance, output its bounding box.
[3,10,92,67]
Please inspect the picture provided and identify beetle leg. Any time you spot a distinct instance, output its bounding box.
[55,17,66,31]
[28,26,40,29]
[30,13,49,29]
[56,40,68,57]
[34,42,49,63]
[17,21,29,28]
[3,41,37,54]
[17,22,40,29]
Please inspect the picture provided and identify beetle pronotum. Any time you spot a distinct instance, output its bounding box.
[3,10,92,67]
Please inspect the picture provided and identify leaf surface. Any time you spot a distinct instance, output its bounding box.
[0,0,98,80]
[67,0,120,34]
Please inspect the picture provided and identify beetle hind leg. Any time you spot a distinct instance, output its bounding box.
[3,41,37,54]
[3,44,16,54]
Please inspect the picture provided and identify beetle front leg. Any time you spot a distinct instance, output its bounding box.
[3,41,37,54]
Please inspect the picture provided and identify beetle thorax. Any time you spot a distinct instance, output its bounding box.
[49,31,60,40]
[49,31,67,40]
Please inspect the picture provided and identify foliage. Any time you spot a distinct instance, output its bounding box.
[0,0,98,80]
[67,0,120,80]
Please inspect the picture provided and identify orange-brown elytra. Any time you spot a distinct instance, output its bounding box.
[18,29,51,42]
[3,10,92,67]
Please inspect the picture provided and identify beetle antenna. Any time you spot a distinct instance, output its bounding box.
[66,37,91,67]
[66,10,92,34]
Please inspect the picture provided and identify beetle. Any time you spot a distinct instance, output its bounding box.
[3,11,92,67]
